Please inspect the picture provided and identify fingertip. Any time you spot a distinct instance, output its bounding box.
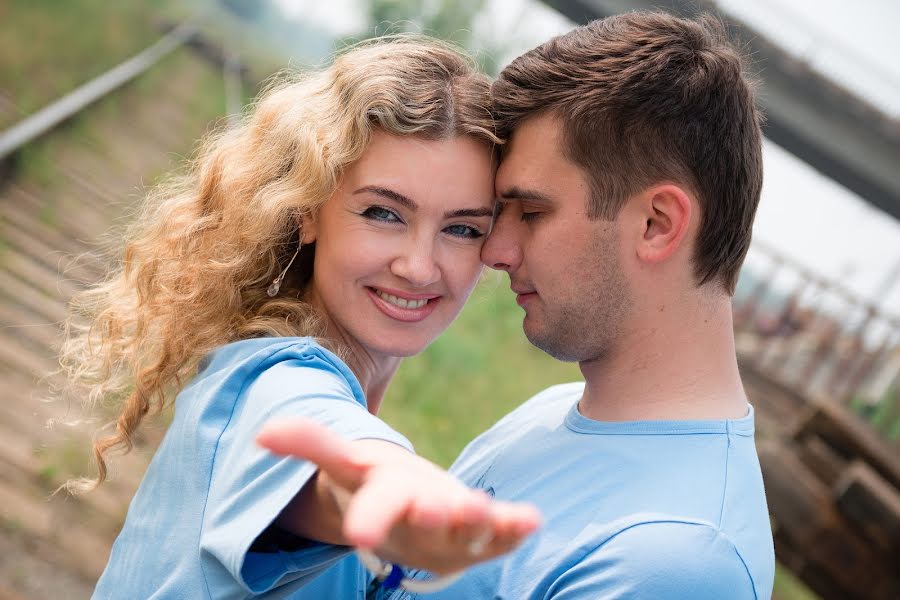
[488,503,541,539]
[343,519,384,550]
[521,503,542,523]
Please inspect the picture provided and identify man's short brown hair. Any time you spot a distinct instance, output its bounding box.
[492,12,763,293]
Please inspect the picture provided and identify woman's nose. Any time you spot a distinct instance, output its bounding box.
[390,241,441,287]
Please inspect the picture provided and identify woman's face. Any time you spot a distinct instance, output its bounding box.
[305,131,495,359]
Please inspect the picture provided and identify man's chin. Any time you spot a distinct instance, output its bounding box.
[524,322,581,363]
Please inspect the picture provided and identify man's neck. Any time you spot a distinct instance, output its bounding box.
[577,294,748,422]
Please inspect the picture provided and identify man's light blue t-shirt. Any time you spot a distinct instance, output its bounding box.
[374,382,775,599]
[299,382,774,599]
[92,337,410,600]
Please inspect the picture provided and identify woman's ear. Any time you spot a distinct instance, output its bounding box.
[299,210,318,244]
[635,184,692,264]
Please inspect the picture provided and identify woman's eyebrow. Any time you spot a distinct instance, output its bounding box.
[354,185,416,210]
[355,185,493,219]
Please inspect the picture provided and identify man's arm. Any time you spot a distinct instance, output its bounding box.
[548,521,760,599]
[257,418,542,575]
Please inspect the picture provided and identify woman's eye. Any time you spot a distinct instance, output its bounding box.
[445,224,484,239]
[521,211,540,222]
[362,206,401,223]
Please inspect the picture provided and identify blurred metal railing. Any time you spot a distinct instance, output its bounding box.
[734,240,900,413]
[0,21,197,161]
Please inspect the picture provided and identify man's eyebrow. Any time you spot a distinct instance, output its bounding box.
[445,207,494,219]
[355,185,493,219]
[354,186,416,210]
[497,186,554,203]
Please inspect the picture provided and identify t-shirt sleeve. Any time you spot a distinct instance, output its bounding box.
[548,521,758,600]
[198,347,411,596]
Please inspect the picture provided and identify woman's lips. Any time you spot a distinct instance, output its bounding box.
[367,287,441,322]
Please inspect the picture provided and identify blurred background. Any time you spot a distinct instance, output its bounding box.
[1,1,898,598]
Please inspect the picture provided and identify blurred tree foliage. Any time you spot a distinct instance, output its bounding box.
[355,0,501,74]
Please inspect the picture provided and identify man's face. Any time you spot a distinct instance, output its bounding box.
[482,114,631,363]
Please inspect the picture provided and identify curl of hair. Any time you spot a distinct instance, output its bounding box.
[59,35,500,492]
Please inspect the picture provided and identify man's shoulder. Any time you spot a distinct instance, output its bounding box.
[475,381,584,437]
[507,381,585,421]
[551,516,761,599]
[450,382,584,473]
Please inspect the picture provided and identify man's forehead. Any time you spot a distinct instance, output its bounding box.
[495,160,544,201]
[496,135,588,202]
[504,113,562,156]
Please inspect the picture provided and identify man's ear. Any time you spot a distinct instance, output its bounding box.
[635,184,692,264]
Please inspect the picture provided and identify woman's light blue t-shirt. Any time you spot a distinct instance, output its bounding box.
[92,337,410,600]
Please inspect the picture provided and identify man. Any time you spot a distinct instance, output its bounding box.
[261,11,774,599]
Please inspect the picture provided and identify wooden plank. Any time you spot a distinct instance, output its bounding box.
[772,528,855,600]
[4,182,110,243]
[0,330,57,380]
[796,433,847,488]
[0,269,68,325]
[0,188,96,257]
[833,460,900,553]
[0,472,114,582]
[0,217,97,285]
[793,397,900,491]
[758,440,900,599]
[738,357,807,434]
[0,300,61,351]
[2,247,79,301]
[0,585,31,600]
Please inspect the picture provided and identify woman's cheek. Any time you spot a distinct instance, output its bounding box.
[448,246,486,295]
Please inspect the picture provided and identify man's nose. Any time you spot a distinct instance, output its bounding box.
[481,210,522,272]
[391,240,441,287]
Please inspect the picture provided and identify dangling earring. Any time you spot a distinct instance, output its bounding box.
[267,237,302,297]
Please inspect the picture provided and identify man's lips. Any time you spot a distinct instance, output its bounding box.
[511,286,537,306]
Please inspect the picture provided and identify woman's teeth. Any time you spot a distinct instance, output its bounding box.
[375,290,429,309]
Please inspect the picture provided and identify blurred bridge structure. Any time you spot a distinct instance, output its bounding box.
[544,2,900,597]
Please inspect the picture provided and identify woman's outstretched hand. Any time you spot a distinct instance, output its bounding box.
[256,417,541,575]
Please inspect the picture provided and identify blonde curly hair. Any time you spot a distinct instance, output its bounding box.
[60,36,500,491]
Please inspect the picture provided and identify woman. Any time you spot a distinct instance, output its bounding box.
[60,37,538,599]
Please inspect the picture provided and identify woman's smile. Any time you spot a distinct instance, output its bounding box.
[367,286,442,322]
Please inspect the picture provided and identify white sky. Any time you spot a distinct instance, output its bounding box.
[271,0,900,316]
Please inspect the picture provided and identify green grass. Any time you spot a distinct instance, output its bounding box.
[34,435,87,491]
[850,387,900,441]
[774,562,820,600]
